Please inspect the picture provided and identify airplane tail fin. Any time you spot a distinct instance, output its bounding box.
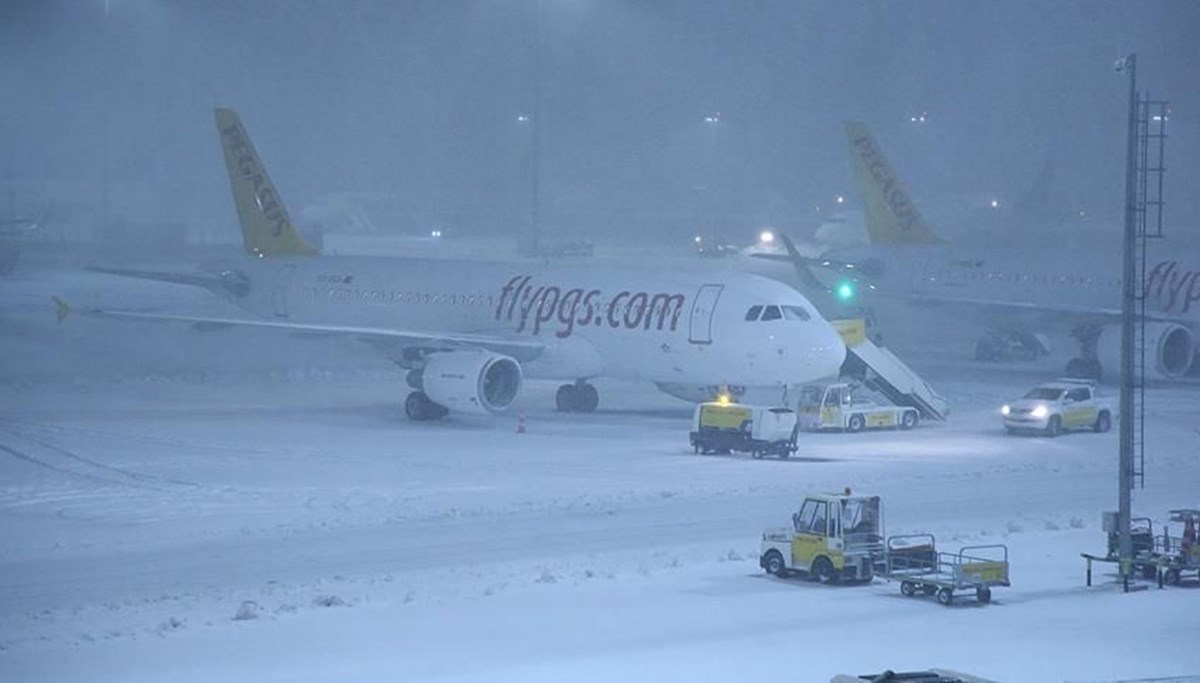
[843,121,943,245]
[213,108,318,257]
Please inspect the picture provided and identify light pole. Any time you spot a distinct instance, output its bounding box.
[525,0,543,259]
[701,112,722,237]
[101,0,112,243]
[1114,52,1137,589]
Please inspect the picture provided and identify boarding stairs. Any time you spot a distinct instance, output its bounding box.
[833,319,949,422]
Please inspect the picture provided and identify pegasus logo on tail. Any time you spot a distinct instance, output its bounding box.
[219,122,289,237]
[213,108,318,257]
[844,121,943,245]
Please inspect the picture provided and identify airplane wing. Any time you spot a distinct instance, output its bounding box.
[905,293,1149,330]
[55,300,546,363]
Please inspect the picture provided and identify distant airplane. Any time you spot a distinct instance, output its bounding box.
[0,208,47,277]
[75,108,846,420]
[756,121,1200,381]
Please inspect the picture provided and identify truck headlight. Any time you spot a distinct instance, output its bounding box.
[1031,405,1048,418]
[1001,405,1010,416]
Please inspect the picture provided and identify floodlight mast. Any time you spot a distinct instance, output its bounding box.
[1116,52,1136,590]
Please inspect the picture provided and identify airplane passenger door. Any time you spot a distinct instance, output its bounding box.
[688,284,724,345]
[272,264,296,318]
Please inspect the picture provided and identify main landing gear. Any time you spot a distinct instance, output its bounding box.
[556,381,599,413]
[405,391,449,421]
[1066,326,1103,382]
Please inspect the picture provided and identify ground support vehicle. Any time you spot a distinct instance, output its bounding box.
[1084,511,1183,587]
[1154,509,1200,585]
[1134,509,1200,586]
[973,329,1051,362]
[760,490,883,582]
[880,534,1010,605]
[689,401,798,459]
[797,382,919,433]
[1001,378,1112,436]
[1097,512,1158,580]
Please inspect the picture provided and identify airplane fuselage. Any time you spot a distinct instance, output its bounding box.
[216,255,847,389]
[825,239,1200,326]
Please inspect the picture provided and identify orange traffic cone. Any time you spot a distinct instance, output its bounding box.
[516,409,527,434]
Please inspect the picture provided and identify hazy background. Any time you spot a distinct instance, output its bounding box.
[2,0,1197,249]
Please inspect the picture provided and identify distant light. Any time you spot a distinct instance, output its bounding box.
[910,112,928,123]
[759,230,775,244]
[836,195,844,204]
[1001,404,1010,416]
[716,393,732,405]
[694,235,703,244]
[517,114,530,123]
[704,113,722,124]
[430,229,443,238]
[990,199,1000,209]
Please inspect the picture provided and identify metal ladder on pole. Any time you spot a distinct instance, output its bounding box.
[1130,95,1168,490]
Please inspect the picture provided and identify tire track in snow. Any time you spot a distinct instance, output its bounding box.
[0,418,346,465]
[0,429,198,493]
[0,443,138,489]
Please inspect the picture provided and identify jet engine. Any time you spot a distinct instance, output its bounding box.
[421,351,522,415]
[1097,323,1194,381]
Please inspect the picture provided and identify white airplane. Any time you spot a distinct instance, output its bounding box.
[77,108,846,420]
[755,121,1200,382]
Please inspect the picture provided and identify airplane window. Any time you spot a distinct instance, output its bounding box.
[782,305,811,321]
[761,305,782,321]
[745,305,763,321]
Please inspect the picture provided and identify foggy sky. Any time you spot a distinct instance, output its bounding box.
[2,0,1198,244]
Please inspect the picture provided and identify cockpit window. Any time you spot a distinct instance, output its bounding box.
[745,305,763,321]
[761,305,782,321]
[782,305,811,321]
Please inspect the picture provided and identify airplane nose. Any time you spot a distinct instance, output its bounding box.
[800,322,847,378]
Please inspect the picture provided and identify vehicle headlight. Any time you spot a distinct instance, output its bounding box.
[1001,405,1010,416]
[1031,405,1049,418]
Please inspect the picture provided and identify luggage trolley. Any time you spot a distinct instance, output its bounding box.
[881,534,1010,605]
[1155,509,1200,586]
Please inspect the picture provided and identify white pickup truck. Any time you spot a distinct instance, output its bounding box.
[1001,379,1113,436]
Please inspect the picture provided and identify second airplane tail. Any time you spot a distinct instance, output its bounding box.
[214,108,318,257]
[844,121,943,245]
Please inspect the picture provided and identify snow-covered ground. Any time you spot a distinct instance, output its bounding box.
[1,265,1198,682]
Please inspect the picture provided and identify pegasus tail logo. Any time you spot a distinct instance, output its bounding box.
[214,108,317,257]
[844,121,942,245]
